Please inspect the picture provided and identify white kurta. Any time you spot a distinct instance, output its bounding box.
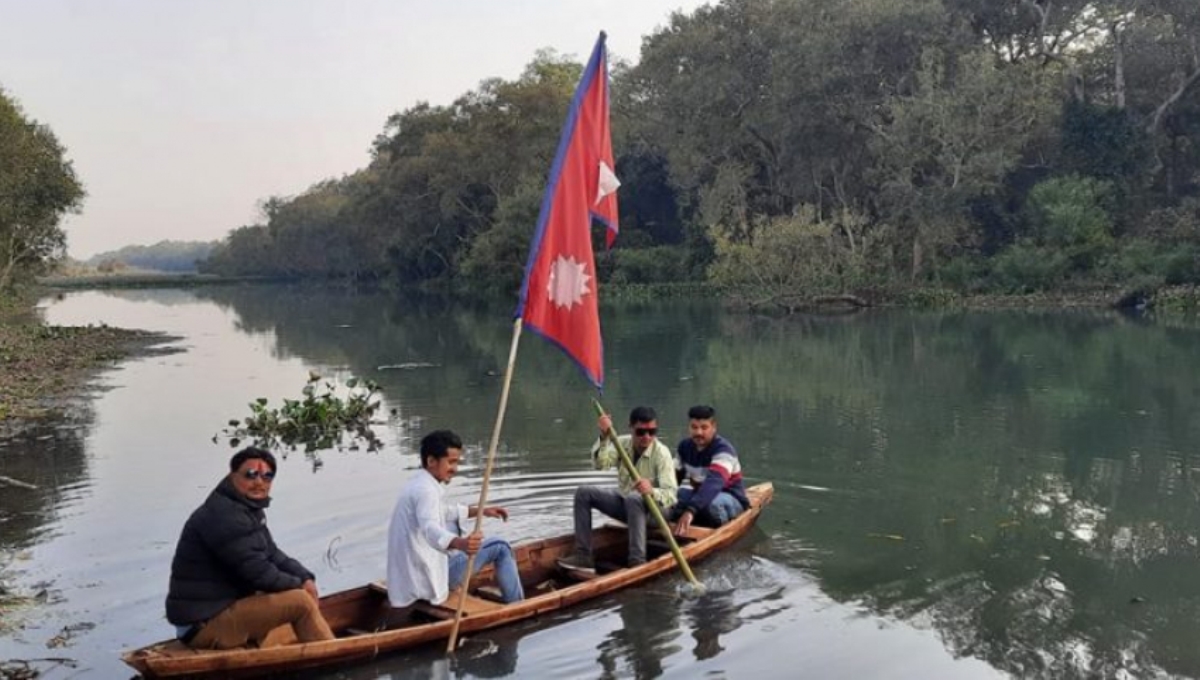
[386,469,468,607]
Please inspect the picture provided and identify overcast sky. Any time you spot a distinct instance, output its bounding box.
[0,0,707,259]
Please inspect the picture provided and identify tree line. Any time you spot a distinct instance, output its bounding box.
[8,1,1199,304]
[202,0,1200,305]
[87,240,217,273]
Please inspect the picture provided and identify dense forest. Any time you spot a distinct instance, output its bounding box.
[87,240,217,273]
[189,0,1199,306]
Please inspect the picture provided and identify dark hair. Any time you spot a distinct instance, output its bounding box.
[420,430,463,469]
[687,404,716,421]
[229,446,277,474]
[628,406,657,426]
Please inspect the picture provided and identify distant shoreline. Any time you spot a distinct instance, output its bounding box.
[38,272,283,289]
[32,273,1200,316]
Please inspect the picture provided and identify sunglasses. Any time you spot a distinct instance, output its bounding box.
[634,427,658,437]
[242,469,276,481]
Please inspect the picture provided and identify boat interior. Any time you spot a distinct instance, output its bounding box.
[334,522,713,635]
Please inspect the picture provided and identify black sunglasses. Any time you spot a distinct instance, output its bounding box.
[634,427,658,436]
[242,469,276,481]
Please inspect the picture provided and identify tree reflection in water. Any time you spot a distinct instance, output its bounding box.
[184,286,1200,678]
[0,421,90,552]
[596,590,682,680]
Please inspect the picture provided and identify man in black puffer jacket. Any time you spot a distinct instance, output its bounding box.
[165,447,335,649]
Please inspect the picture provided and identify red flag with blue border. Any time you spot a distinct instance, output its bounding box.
[515,32,619,389]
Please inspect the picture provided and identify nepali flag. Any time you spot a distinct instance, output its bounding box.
[515,32,620,390]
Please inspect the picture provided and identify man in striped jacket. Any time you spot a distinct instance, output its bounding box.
[671,405,749,536]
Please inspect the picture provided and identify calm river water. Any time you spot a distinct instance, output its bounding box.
[3,285,1200,679]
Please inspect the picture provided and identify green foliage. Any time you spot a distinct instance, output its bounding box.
[988,244,1071,293]
[602,281,719,302]
[459,178,542,294]
[1153,285,1200,312]
[1161,247,1200,285]
[707,204,869,309]
[1134,197,1200,245]
[1060,101,1150,183]
[1095,238,1200,288]
[604,245,691,285]
[896,287,962,308]
[0,87,85,291]
[215,373,384,458]
[1097,238,1160,283]
[936,256,990,293]
[872,48,1060,278]
[1025,175,1115,270]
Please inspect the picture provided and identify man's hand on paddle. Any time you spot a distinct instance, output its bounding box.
[452,531,484,554]
[674,510,695,537]
[634,478,652,495]
[597,414,614,438]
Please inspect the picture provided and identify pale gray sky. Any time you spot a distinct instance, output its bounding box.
[0,0,707,258]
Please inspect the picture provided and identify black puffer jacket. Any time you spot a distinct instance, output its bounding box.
[165,476,315,625]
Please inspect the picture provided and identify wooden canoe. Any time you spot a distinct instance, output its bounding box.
[122,482,773,678]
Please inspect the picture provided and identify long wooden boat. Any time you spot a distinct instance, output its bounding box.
[123,482,773,678]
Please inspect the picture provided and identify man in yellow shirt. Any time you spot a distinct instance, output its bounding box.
[558,406,678,573]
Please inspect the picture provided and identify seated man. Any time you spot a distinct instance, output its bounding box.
[670,405,750,536]
[386,430,524,611]
[558,406,678,573]
[166,447,335,649]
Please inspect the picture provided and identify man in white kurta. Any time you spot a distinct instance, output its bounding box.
[386,429,524,608]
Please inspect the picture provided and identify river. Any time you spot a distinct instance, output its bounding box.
[3,285,1199,678]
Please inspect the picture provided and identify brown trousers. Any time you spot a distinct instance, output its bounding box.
[190,589,335,650]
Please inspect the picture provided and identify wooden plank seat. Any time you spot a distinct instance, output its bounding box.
[603,520,715,542]
[366,581,503,621]
[414,593,504,620]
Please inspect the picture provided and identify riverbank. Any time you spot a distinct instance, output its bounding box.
[0,289,179,444]
[718,283,1200,314]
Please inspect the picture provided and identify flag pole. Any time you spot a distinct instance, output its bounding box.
[592,399,704,592]
[447,317,524,652]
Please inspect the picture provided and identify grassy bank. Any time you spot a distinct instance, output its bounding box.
[0,289,178,439]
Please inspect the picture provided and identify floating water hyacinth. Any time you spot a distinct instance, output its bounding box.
[214,372,384,460]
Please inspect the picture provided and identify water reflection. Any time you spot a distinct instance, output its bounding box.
[596,590,682,679]
[13,286,1200,678]
[725,310,1200,678]
[0,421,90,551]
[318,547,778,680]
[687,590,738,661]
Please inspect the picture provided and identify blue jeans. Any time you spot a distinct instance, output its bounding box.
[448,537,525,603]
[674,488,744,527]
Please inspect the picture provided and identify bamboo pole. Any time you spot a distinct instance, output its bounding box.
[447,318,523,652]
[591,400,704,591]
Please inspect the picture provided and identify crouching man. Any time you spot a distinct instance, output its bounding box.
[166,447,335,649]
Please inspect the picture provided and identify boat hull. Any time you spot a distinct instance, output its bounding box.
[123,482,773,678]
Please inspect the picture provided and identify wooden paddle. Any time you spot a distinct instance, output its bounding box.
[447,319,523,652]
[592,399,704,592]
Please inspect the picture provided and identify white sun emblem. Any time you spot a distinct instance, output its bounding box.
[546,254,591,309]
